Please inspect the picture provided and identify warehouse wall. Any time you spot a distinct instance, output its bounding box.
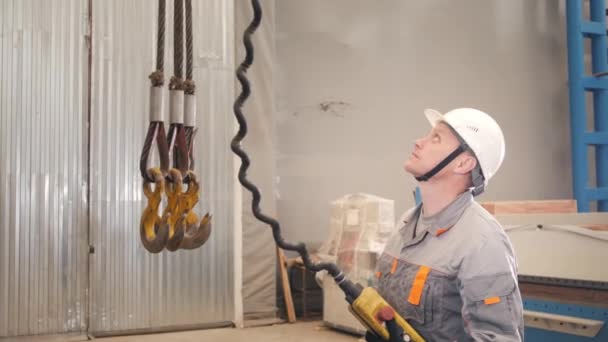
[274,0,571,248]
[0,0,578,337]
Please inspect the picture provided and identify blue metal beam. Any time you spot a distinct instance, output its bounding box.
[584,132,608,145]
[566,0,590,212]
[583,77,608,90]
[566,0,608,211]
[590,0,608,211]
[586,186,608,201]
[581,21,606,35]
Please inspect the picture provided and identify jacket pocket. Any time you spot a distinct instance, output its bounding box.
[460,273,521,336]
[387,262,433,326]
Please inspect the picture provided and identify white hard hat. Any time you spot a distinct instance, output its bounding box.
[424,108,506,186]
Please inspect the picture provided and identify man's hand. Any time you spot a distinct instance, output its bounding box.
[364,307,409,342]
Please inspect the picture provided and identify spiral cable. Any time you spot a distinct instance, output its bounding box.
[231,0,341,279]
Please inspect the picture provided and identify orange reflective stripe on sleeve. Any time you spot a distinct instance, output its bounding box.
[407,265,431,306]
[435,228,449,236]
[484,296,501,305]
[390,259,398,274]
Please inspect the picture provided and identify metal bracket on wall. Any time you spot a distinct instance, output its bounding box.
[524,310,604,337]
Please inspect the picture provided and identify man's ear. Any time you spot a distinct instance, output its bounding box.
[454,154,477,175]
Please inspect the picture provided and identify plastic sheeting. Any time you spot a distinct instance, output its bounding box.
[317,193,395,286]
[317,193,395,336]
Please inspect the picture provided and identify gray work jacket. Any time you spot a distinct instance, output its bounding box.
[374,191,524,341]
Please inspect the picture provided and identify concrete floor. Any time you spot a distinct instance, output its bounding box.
[96,321,362,342]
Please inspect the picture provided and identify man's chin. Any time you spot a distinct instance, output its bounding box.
[403,164,418,176]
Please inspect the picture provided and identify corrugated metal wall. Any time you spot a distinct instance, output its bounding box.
[0,0,236,337]
[88,0,235,335]
[0,0,89,337]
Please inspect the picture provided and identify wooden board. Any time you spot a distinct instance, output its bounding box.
[496,212,608,232]
[580,223,608,231]
[480,199,577,215]
[277,247,296,323]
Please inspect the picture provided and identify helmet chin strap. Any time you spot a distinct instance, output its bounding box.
[470,163,485,196]
[415,144,467,182]
[416,144,487,197]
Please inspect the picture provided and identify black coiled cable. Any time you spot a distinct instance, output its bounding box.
[231,0,345,281]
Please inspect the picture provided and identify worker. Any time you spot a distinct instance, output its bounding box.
[366,108,524,341]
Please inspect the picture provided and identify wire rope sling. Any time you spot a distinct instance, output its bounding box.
[139,0,211,254]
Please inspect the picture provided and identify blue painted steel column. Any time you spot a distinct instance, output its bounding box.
[590,0,608,211]
[566,0,590,212]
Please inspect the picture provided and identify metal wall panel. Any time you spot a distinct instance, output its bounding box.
[0,0,89,337]
[88,0,235,334]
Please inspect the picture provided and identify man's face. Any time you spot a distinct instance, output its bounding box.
[404,122,462,178]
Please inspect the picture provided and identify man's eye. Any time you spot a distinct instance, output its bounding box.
[432,134,440,142]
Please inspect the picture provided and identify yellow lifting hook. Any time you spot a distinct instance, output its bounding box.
[139,168,170,253]
[175,171,212,250]
[162,168,188,251]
